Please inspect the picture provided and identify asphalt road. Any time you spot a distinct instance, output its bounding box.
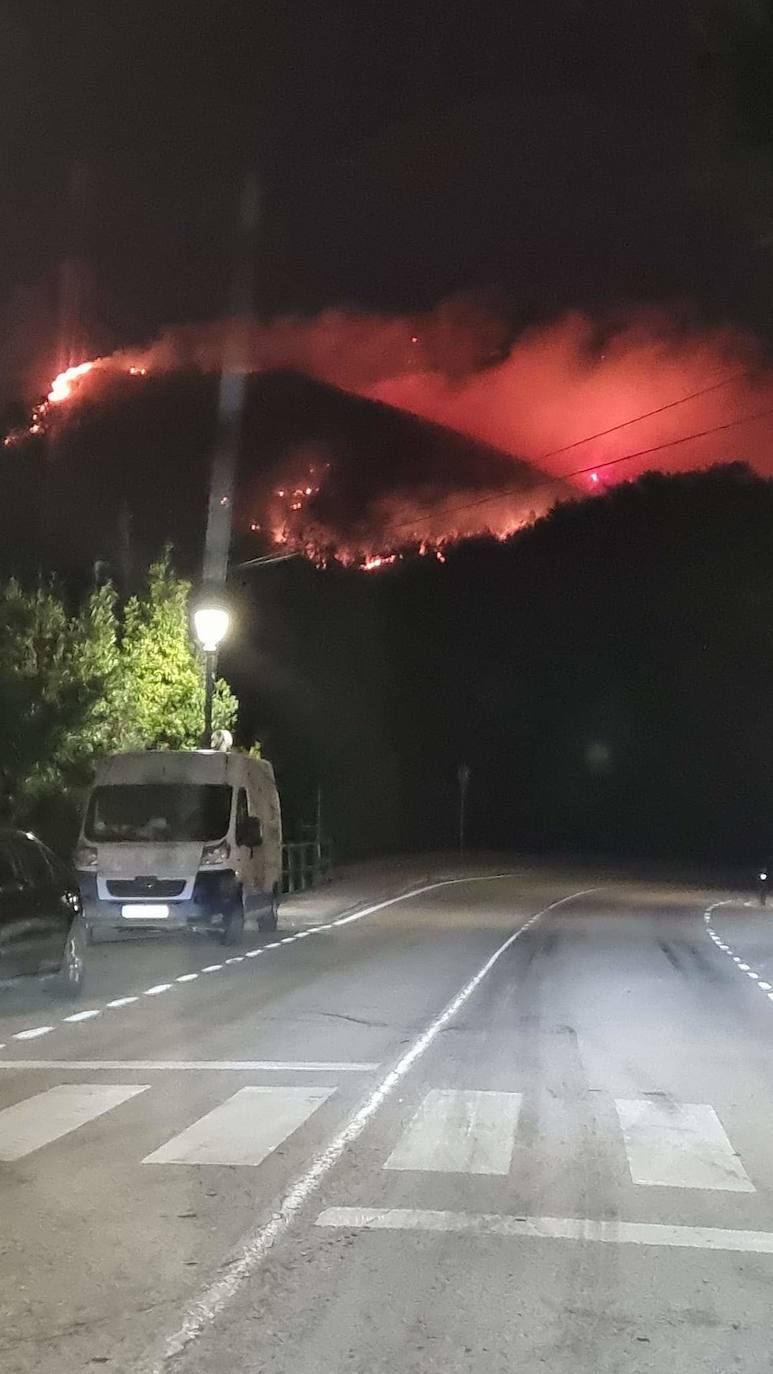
[2,861,773,1374]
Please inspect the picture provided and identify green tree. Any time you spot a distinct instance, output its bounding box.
[116,550,237,750]
[0,552,238,841]
[0,579,120,816]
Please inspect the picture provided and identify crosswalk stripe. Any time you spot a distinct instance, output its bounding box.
[142,1085,335,1166]
[385,1089,523,1175]
[615,1098,754,1191]
[0,1084,149,1161]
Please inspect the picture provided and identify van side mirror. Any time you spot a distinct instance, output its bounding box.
[238,816,262,849]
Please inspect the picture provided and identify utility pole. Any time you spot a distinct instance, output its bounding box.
[457,763,471,855]
[201,173,259,592]
[195,173,259,744]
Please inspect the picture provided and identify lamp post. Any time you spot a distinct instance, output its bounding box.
[457,762,471,856]
[193,602,230,748]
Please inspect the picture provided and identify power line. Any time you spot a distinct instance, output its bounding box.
[234,549,301,571]
[532,367,755,469]
[381,401,773,535]
[376,366,756,537]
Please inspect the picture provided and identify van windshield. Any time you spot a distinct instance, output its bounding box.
[85,784,232,843]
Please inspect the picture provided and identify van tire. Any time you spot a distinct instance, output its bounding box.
[221,895,245,946]
[258,889,279,933]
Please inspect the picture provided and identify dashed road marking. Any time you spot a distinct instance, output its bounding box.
[704,901,773,1008]
[1,873,522,1058]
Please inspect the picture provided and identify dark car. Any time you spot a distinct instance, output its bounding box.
[0,828,85,995]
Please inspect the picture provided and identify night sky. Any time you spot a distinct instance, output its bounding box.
[5,2,773,863]
[2,1,771,398]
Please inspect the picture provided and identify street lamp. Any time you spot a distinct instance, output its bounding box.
[193,602,230,747]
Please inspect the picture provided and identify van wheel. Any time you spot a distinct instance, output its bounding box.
[221,896,245,946]
[258,891,279,933]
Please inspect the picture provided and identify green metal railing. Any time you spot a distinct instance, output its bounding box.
[281,839,333,894]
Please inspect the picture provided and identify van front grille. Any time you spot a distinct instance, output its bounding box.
[106,878,186,899]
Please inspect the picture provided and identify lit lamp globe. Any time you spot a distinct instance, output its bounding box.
[193,605,230,654]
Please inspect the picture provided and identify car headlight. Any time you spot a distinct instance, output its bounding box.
[200,840,231,867]
[74,844,97,869]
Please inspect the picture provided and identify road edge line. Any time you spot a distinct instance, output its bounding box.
[155,881,597,1371]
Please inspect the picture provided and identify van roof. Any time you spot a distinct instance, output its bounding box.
[93,751,274,785]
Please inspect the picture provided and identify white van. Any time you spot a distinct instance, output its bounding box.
[75,750,282,944]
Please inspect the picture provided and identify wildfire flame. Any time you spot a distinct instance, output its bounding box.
[7,303,773,571]
[4,355,146,448]
[47,360,95,405]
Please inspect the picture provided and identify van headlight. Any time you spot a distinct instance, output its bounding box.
[200,840,231,867]
[74,844,98,869]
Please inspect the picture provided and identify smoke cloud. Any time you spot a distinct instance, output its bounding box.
[29,298,773,560]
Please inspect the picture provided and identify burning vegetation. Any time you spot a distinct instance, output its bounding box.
[6,303,773,568]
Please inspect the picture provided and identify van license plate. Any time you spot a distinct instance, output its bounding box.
[121,904,169,920]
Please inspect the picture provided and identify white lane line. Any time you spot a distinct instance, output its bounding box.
[0,1059,379,1072]
[615,1099,754,1192]
[3,873,526,1048]
[12,1027,53,1041]
[761,982,772,991]
[225,957,244,964]
[264,942,281,949]
[327,872,521,931]
[385,1089,522,1175]
[63,1010,101,1023]
[0,1083,148,1161]
[158,883,595,1367]
[144,983,173,996]
[315,1207,773,1254]
[176,973,199,983]
[143,1085,335,1166]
